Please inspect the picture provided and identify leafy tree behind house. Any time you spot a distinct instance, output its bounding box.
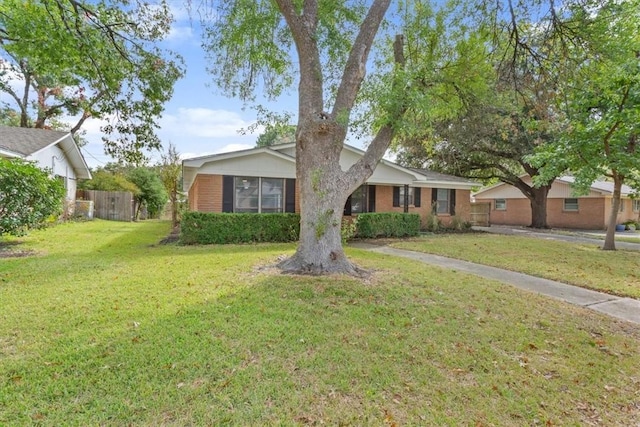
[531,0,640,250]
[127,167,168,220]
[256,124,297,147]
[0,158,65,236]
[0,0,184,163]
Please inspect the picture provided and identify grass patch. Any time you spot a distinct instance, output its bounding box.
[392,233,640,298]
[1,220,639,425]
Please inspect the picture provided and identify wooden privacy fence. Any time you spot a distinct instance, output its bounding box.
[470,202,491,226]
[77,190,134,221]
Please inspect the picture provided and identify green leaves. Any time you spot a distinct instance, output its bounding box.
[0,158,65,236]
[0,0,185,162]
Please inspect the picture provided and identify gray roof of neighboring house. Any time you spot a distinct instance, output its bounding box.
[559,176,636,196]
[0,126,70,156]
[0,126,92,179]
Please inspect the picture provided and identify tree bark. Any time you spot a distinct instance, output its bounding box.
[528,185,550,228]
[603,174,622,251]
[275,0,395,275]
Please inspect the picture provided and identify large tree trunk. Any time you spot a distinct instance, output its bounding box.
[278,122,364,275]
[274,0,396,275]
[528,185,550,228]
[603,175,623,251]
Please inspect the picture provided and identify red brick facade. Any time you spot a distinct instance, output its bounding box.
[189,174,473,228]
[476,196,637,229]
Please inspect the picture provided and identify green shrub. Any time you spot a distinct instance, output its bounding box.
[0,158,65,236]
[355,213,420,238]
[341,216,359,244]
[423,212,442,232]
[180,212,300,244]
[449,215,472,231]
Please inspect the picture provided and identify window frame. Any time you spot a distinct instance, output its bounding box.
[563,198,579,212]
[233,176,285,213]
[494,198,506,211]
[435,188,453,215]
[633,199,640,212]
[399,186,415,207]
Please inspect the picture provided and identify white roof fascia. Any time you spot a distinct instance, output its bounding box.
[182,146,296,169]
[340,144,424,180]
[58,135,92,179]
[28,133,92,180]
[412,180,477,190]
[0,147,23,158]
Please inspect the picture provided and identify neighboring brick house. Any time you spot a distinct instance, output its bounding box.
[473,176,639,230]
[0,126,92,212]
[182,143,477,227]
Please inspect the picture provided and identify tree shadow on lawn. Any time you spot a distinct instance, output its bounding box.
[0,240,35,258]
[3,269,640,426]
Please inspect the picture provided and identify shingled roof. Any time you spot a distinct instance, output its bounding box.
[0,126,70,157]
[0,126,91,179]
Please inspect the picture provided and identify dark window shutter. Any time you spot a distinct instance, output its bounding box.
[222,175,234,212]
[431,188,438,213]
[450,189,456,215]
[393,187,400,207]
[368,185,376,212]
[285,178,296,213]
[414,187,421,207]
[344,195,352,216]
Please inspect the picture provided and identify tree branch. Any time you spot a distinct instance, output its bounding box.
[332,0,392,121]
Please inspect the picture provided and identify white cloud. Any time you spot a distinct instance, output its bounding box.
[161,107,262,138]
[166,25,193,42]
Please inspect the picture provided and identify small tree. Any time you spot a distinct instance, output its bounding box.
[158,143,182,228]
[127,167,168,220]
[0,158,65,236]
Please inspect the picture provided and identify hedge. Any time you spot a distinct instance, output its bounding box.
[355,212,421,238]
[180,212,300,244]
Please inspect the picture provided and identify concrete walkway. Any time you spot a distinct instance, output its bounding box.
[352,242,640,325]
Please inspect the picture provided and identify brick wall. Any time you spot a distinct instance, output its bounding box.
[476,196,609,229]
[188,174,221,212]
[547,198,605,229]
[368,186,472,227]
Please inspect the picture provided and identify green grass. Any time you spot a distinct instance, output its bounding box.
[393,233,640,299]
[1,220,640,425]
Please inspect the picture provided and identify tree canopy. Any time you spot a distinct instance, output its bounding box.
[531,0,640,249]
[0,0,184,163]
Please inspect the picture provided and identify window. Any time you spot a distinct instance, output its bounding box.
[495,199,506,210]
[233,177,285,213]
[434,188,455,215]
[564,198,579,211]
[633,200,640,212]
[393,186,421,211]
[350,185,368,214]
[619,200,625,212]
[261,178,284,213]
[234,177,259,212]
[400,186,415,207]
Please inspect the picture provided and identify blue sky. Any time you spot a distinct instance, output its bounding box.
[79,1,299,168]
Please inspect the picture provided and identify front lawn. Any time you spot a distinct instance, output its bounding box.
[393,233,640,299]
[1,220,639,425]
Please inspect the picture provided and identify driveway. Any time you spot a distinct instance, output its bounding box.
[473,225,640,251]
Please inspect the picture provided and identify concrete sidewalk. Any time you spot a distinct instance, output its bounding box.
[352,242,640,325]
